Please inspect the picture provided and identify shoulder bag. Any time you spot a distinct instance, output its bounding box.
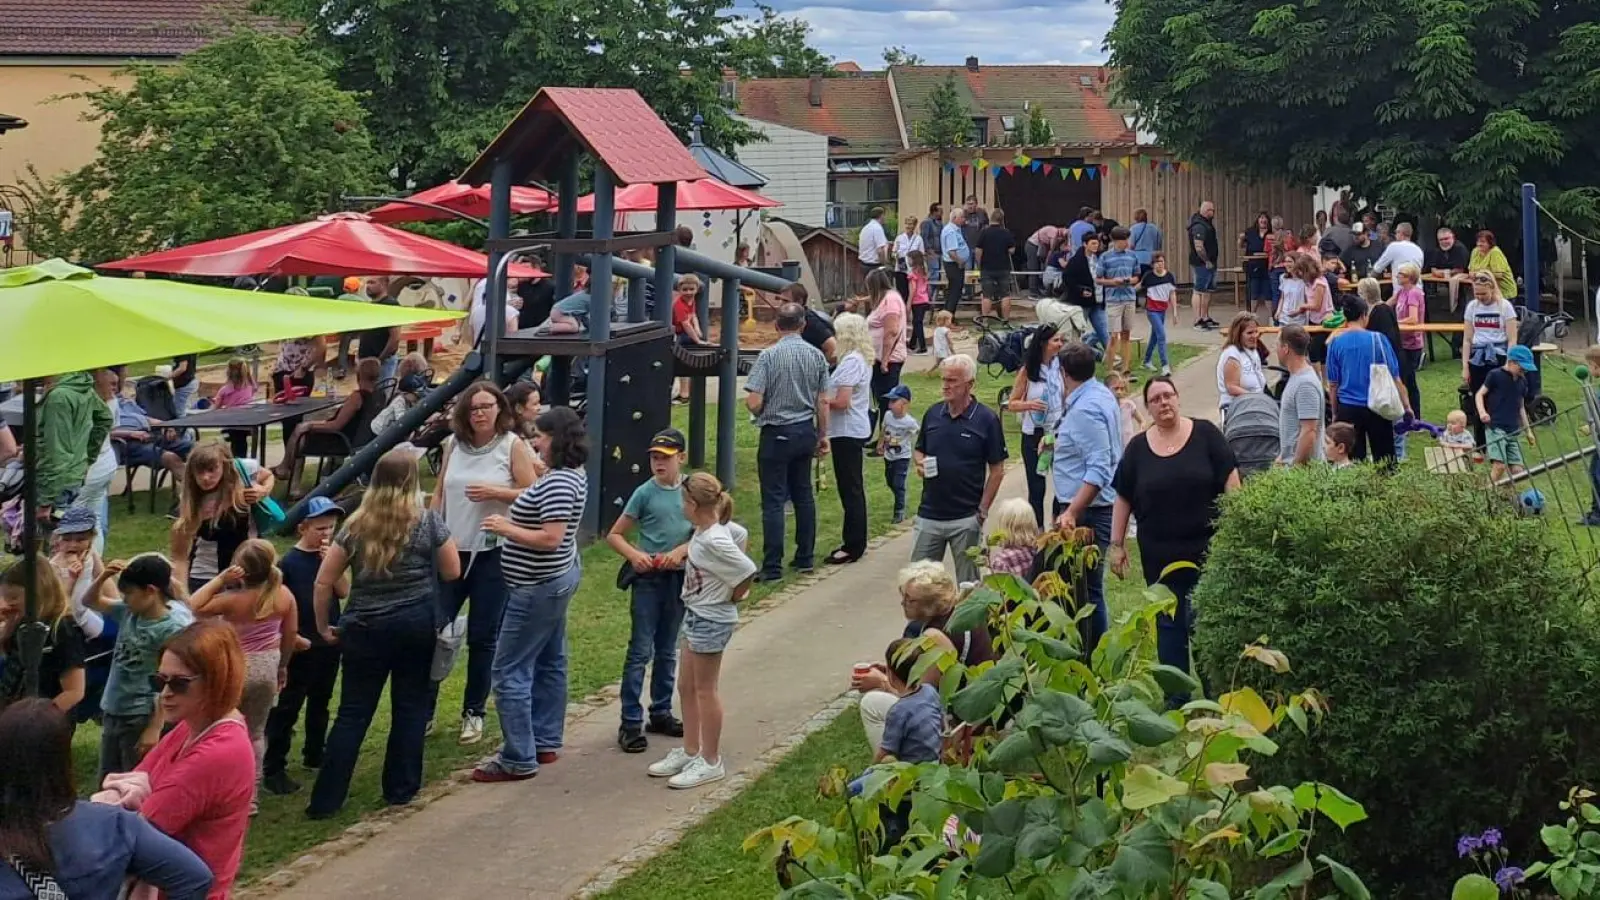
[1366,333,1405,420]
[235,459,286,533]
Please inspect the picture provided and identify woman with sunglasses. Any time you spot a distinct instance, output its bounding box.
[1462,270,1519,448]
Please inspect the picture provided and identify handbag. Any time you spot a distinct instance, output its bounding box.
[235,459,286,533]
[1366,333,1405,421]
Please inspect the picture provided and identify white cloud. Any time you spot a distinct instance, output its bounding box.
[902,9,957,24]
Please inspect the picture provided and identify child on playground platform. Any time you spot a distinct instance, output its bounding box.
[647,473,755,791]
[984,498,1039,578]
[606,428,694,754]
[878,385,918,524]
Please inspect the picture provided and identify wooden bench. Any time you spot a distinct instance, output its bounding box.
[1256,323,1466,335]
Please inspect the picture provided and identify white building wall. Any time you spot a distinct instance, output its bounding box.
[732,115,828,229]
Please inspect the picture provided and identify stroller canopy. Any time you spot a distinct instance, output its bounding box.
[1223,391,1281,475]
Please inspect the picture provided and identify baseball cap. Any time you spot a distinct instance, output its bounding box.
[882,384,912,403]
[648,428,687,455]
[398,373,429,394]
[1508,345,1538,371]
[342,276,363,293]
[55,505,98,536]
[117,554,174,595]
[1351,222,1366,234]
[303,496,346,521]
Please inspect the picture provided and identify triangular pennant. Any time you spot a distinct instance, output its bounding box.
[1058,167,1069,180]
[1043,163,1054,175]
[1030,160,1042,172]
[1086,166,1098,180]
[1003,164,1017,175]
[1172,162,1183,174]
[1071,167,1083,180]
[1100,165,1109,176]
[974,157,988,170]
[1149,159,1159,171]
[1119,157,1131,170]
[992,166,1003,179]
[959,164,970,176]
[1017,153,1032,166]
[943,161,955,172]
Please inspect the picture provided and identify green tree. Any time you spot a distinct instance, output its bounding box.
[261,0,829,189]
[24,29,380,263]
[1024,103,1053,145]
[912,73,972,149]
[1106,0,1600,234]
[728,4,833,77]
[882,46,925,67]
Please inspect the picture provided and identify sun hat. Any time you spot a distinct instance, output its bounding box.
[55,505,98,536]
[1507,345,1538,371]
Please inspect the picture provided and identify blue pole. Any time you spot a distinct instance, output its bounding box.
[485,159,513,379]
[717,277,741,489]
[555,156,580,300]
[654,182,678,325]
[584,165,617,536]
[1522,183,1540,313]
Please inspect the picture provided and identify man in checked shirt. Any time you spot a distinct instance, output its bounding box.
[744,303,831,582]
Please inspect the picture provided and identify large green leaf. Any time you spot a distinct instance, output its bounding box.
[1074,797,1115,849]
[950,658,1021,724]
[1020,689,1096,747]
[972,833,1018,878]
[1291,783,1368,831]
[1318,854,1371,899]
[1075,719,1134,766]
[986,730,1041,773]
[1187,878,1231,900]
[1150,664,1202,697]
[945,588,1001,635]
[1016,797,1066,860]
[985,798,1027,837]
[1115,699,1182,747]
[1122,764,1190,810]
[1450,873,1498,900]
[1255,858,1314,900]
[1110,820,1176,891]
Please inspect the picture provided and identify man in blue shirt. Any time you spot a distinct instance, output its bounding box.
[911,353,1007,585]
[1324,296,1412,466]
[1095,227,1142,379]
[939,210,971,316]
[1050,341,1122,649]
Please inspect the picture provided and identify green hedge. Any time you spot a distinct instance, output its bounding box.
[1191,466,1600,894]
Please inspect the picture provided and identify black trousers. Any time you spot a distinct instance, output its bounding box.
[869,362,904,438]
[1334,403,1396,465]
[830,436,868,558]
[893,270,910,300]
[909,304,929,353]
[263,644,341,776]
[1021,430,1048,528]
[1399,348,1423,417]
[1467,362,1496,447]
[942,262,965,314]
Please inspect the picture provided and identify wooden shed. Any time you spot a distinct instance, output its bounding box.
[896,145,1314,285]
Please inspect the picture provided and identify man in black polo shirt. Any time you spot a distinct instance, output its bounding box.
[911,353,1007,584]
[779,283,837,365]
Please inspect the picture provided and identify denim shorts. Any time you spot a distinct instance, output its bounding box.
[682,608,735,654]
[1193,265,1217,293]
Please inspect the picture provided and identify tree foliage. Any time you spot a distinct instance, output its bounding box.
[1025,103,1054,145]
[24,29,380,264]
[1106,0,1600,234]
[882,46,925,67]
[260,0,829,189]
[912,73,972,149]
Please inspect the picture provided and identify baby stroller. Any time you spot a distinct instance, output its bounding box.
[975,316,1037,409]
[1222,391,1281,477]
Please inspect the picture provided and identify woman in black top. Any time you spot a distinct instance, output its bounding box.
[1109,376,1239,703]
[1241,211,1272,318]
[0,557,88,715]
[1064,234,1105,348]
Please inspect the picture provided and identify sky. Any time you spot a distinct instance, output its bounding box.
[740,0,1115,67]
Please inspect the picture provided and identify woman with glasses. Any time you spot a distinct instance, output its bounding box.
[1462,270,1519,448]
[427,382,540,745]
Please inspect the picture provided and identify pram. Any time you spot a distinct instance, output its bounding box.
[1222,391,1282,477]
[974,316,1037,409]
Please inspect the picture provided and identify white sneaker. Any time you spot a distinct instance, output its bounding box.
[1142,361,1157,372]
[668,755,726,789]
[459,714,485,745]
[1161,365,1172,376]
[648,747,694,778]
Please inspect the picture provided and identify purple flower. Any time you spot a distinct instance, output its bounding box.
[1494,866,1525,891]
[1480,828,1503,849]
[1458,835,1483,857]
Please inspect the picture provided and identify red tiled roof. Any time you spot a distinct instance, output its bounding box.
[890,65,1135,146]
[461,87,706,187]
[737,74,904,158]
[833,61,863,73]
[4,0,278,57]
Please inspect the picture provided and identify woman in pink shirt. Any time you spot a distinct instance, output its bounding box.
[127,620,255,899]
[1392,262,1427,416]
[863,269,907,447]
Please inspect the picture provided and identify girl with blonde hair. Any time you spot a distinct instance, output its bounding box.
[985,497,1040,577]
[306,449,461,818]
[825,313,875,566]
[0,555,87,712]
[188,538,297,809]
[648,472,755,790]
[170,442,274,592]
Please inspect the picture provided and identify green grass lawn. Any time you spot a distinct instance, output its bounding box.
[73,344,1204,882]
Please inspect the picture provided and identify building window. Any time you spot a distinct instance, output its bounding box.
[968,117,989,146]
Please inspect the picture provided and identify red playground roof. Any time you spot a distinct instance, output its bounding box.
[461,87,706,188]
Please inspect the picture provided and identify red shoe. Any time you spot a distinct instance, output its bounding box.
[536,751,559,766]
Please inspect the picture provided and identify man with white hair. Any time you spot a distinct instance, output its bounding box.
[1372,221,1425,287]
[911,353,1007,584]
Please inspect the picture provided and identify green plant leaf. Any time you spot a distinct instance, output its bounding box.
[1019,689,1095,746]
[934,857,967,900]
[1292,782,1368,831]
[1545,824,1578,855]
[1115,699,1183,747]
[1123,764,1190,810]
[1074,797,1115,849]
[1075,719,1134,766]
[972,833,1017,878]
[1067,869,1119,899]
[1187,878,1231,900]
[1551,865,1583,898]
[1258,828,1305,858]
[946,589,999,635]
[1255,858,1314,900]
[986,730,1040,773]
[1151,663,1203,697]
[986,798,1027,837]
[1318,854,1372,900]
[950,658,1021,724]
[1034,634,1080,661]
[1017,821,1065,861]
[1110,820,1176,891]
[1451,873,1498,900]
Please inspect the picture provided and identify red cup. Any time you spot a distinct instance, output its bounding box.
[851,662,873,681]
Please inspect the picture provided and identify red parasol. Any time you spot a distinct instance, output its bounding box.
[100,213,543,278]
[366,181,555,224]
[574,179,780,213]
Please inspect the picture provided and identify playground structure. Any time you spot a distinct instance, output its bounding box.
[282,87,798,536]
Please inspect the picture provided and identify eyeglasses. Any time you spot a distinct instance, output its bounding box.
[150,673,199,695]
[469,403,500,414]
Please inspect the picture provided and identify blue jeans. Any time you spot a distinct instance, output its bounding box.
[620,570,686,727]
[1086,307,1110,350]
[493,566,582,774]
[1051,501,1111,651]
[172,381,198,417]
[428,548,507,719]
[1155,565,1203,707]
[884,458,909,519]
[308,601,437,814]
[1587,453,1600,521]
[1193,265,1217,294]
[379,355,399,386]
[758,421,818,577]
[1144,310,1169,367]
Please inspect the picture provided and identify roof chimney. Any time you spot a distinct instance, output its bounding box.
[965,56,980,72]
[808,75,823,107]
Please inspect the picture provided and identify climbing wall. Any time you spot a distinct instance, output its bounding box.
[595,330,675,535]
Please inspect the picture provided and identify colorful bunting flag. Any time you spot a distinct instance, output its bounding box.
[1058,167,1069,180]
[1029,160,1042,173]
[1150,160,1160,172]
[943,161,955,173]
[1017,153,1032,166]
[1172,162,1183,174]
[992,167,1003,180]
[1043,163,1054,175]
[959,164,970,176]
[1100,165,1109,177]
[974,157,989,170]
[1071,167,1084,180]
[1119,157,1131,170]
[1001,164,1015,175]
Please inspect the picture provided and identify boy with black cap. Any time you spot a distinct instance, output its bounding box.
[877,385,918,524]
[606,428,694,752]
[262,496,349,795]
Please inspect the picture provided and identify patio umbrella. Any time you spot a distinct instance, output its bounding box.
[573,179,780,213]
[0,258,464,694]
[365,181,555,224]
[99,212,544,278]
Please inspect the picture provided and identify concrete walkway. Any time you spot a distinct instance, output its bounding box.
[254,340,1224,900]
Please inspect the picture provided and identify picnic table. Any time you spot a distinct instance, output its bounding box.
[155,397,341,466]
[1256,323,1465,335]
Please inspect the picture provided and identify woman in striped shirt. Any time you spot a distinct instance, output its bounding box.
[474,406,589,783]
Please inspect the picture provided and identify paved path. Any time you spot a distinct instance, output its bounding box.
[255,342,1223,900]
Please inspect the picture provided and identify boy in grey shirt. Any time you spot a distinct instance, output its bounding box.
[878,385,919,524]
[1276,325,1326,465]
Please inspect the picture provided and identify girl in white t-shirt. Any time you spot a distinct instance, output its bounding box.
[648,473,755,791]
[1462,271,1519,447]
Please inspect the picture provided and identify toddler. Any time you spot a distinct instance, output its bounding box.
[877,385,918,524]
[1325,422,1357,469]
[931,310,955,366]
[985,498,1039,578]
[1440,410,1475,451]
[1107,372,1148,446]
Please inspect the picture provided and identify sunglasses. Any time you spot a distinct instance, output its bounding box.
[150,673,199,695]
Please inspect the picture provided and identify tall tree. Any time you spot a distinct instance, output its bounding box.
[1024,103,1053,145]
[882,46,925,67]
[912,73,973,149]
[728,5,833,77]
[24,30,380,263]
[1106,0,1600,235]
[261,0,830,189]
